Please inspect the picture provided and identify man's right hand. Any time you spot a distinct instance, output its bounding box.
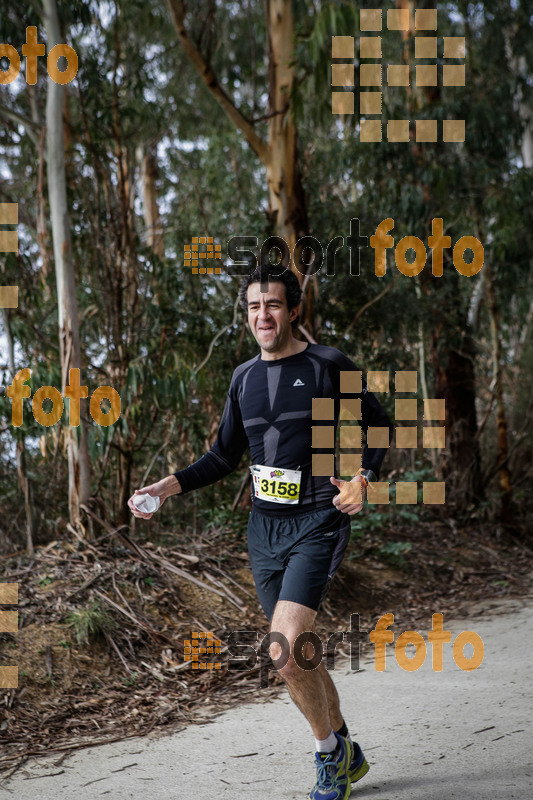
[330,476,365,515]
[127,475,181,520]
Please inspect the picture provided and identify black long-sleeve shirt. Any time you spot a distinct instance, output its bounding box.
[174,343,393,516]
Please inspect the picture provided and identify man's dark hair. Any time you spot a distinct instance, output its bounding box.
[238,263,303,329]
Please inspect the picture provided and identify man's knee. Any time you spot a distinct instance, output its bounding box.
[269,630,322,680]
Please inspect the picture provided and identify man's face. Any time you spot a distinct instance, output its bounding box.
[246,281,298,353]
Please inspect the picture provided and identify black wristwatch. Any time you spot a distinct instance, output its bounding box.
[359,469,377,488]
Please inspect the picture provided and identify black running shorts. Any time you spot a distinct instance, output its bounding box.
[246,504,351,622]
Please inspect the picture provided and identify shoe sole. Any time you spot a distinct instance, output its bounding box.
[348,757,370,783]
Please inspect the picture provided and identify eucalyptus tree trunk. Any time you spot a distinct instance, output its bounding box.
[504,35,533,168]
[484,259,513,523]
[414,280,437,471]
[2,309,35,553]
[43,0,91,533]
[166,0,313,331]
[141,146,164,259]
[436,339,483,512]
[264,0,308,253]
[405,0,483,510]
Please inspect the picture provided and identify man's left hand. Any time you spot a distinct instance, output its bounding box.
[330,476,366,515]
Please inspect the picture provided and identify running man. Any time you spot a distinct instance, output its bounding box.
[128,263,393,800]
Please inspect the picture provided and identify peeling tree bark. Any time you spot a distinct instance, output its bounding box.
[141,146,164,259]
[2,308,35,553]
[264,0,309,252]
[43,0,91,534]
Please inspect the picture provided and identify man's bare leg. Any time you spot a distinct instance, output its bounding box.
[269,599,342,740]
[317,661,344,732]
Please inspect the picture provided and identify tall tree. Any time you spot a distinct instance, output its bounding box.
[42,0,91,531]
[165,0,313,329]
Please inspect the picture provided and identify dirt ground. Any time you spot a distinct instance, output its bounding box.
[1,514,531,782]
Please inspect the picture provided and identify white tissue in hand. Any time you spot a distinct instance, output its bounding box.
[132,494,160,513]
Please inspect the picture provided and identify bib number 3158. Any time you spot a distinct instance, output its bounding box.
[260,478,298,497]
[250,464,302,505]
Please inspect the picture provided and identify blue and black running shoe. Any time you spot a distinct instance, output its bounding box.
[347,740,370,784]
[308,732,352,800]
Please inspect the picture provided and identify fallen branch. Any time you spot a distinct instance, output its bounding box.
[113,531,245,610]
[93,589,172,644]
[148,552,245,611]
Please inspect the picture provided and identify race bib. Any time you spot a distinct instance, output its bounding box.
[250,464,302,504]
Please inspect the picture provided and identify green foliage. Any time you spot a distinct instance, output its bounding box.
[121,671,139,687]
[351,509,389,535]
[379,541,413,569]
[199,503,249,539]
[1,0,532,547]
[65,601,117,647]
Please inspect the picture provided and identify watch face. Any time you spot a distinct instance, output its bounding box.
[361,469,376,483]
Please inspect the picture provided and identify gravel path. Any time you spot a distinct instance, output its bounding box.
[1,597,531,799]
